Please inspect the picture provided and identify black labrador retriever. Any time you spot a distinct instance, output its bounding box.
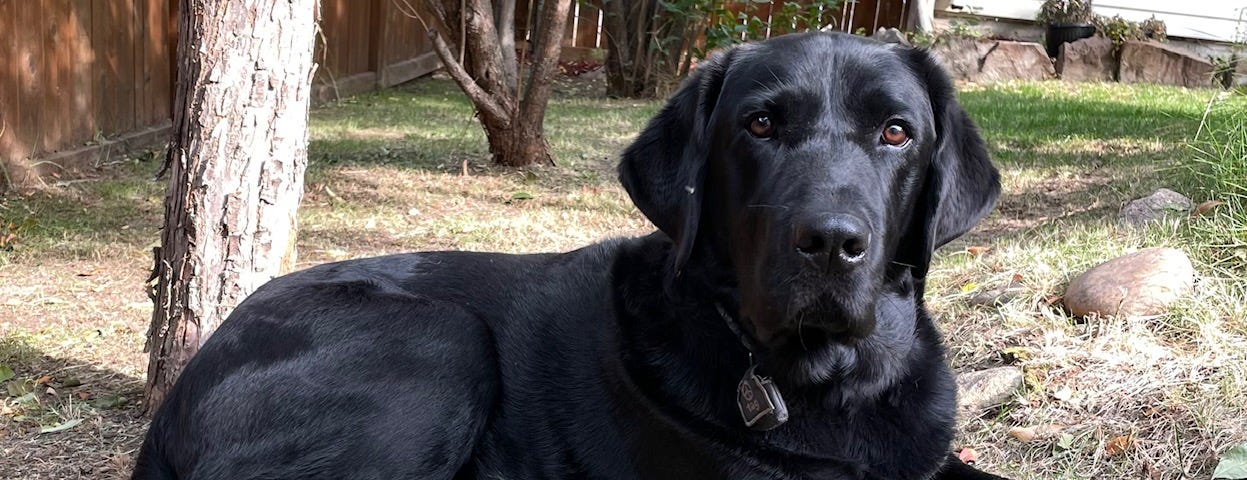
[133,32,1010,480]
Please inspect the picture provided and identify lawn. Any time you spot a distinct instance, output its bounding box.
[1,75,1244,479]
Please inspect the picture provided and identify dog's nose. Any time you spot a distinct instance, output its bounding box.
[793,214,870,268]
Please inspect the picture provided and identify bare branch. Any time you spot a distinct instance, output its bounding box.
[424,29,512,127]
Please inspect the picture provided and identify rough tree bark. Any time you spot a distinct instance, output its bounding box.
[418,0,572,166]
[143,0,318,414]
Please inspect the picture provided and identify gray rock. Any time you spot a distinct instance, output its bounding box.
[1119,188,1192,227]
[1063,247,1195,318]
[1118,40,1216,88]
[980,41,1055,82]
[928,38,996,83]
[1057,36,1116,82]
[1235,57,1247,87]
[970,284,1026,307]
[929,39,1054,83]
[871,27,910,46]
[957,366,1023,417]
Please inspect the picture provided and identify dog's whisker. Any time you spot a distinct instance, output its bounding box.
[746,204,790,210]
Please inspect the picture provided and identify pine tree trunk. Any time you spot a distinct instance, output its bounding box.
[143,0,318,415]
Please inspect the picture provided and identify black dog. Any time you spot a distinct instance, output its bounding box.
[133,32,1008,479]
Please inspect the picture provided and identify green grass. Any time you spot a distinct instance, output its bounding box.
[929,82,1246,479]
[1,76,1245,479]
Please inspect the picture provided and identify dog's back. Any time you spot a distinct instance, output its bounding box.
[132,245,625,479]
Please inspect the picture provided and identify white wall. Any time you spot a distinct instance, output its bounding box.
[936,0,1247,43]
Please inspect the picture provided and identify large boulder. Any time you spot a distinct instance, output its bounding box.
[1118,41,1216,88]
[1057,36,1116,82]
[1063,248,1195,318]
[928,38,996,83]
[929,39,1054,83]
[980,41,1056,82]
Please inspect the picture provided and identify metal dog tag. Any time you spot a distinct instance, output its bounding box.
[736,365,788,431]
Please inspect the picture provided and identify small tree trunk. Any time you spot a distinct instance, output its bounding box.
[423,0,570,166]
[907,0,934,33]
[143,0,318,414]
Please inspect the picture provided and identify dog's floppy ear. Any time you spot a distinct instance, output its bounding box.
[896,47,1001,281]
[618,47,736,274]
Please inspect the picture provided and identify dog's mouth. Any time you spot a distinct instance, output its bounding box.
[786,296,877,340]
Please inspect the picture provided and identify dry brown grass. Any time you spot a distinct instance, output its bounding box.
[1,76,1243,479]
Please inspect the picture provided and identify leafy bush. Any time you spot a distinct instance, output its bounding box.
[1035,0,1094,25]
[1093,14,1167,46]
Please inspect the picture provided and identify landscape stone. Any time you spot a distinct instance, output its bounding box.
[1063,248,1195,318]
[980,41,1055,82]
[1057,36,1116,82]
[1235,58,1247,87]
[871,27,910,46]
[956,366,1023,418]
[929,39,1054,83]
[1119,188,1193,227]
[970,283,1026,307]
[1118,40,1216,88]
[928,38,995,83]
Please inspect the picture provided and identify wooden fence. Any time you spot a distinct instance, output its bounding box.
[0,0,438,185]
[516,0,910,59]
[0,0,906,186]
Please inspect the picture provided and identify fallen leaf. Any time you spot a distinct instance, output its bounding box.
[35,375,52,385]
[1105,435,1133,456]
[957,447,978,464]
[1009,424,1066,443]
[39,418,82,434]
[90,395,128,410]
[76,391,92,400]
[1001,346,1032,363]
[1214,442,1247,479]
[1056,432,1075,451]
[1009,426,1037,443]
[966,246,991,257]
[1192,200,1225,216]
[0,364,13,382]
[510,192,534,201]
[1011,273,1024,284]
[961,282,979,294]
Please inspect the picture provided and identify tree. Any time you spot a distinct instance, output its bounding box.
[404,0,572,166]
[143,0,318,414]
[601,0,842,99]
[907,0,934,33]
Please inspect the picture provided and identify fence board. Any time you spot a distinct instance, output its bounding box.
[41,0,93,154]
[16,2,44,157]
[92,0,138,136]
[0,0,24,162]
[139,0,173,127]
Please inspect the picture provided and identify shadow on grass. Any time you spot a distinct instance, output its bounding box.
[306,78,658,182]
[0,336,146,480]
[0,159,165,263]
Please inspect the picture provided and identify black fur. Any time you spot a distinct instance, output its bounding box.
[133,32,1008,480]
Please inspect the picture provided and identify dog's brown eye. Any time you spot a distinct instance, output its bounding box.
[749,115,775,138]
[881,123,909,146]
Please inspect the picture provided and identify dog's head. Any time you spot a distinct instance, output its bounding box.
[620,33,999,384]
